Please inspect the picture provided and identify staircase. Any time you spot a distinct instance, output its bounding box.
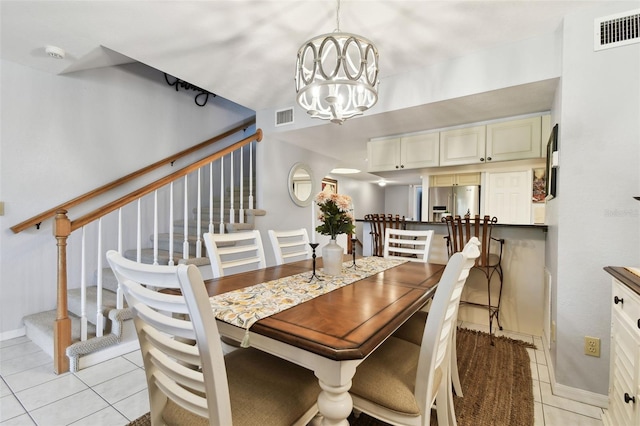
[23,204,265,371]
[17,125,264,373]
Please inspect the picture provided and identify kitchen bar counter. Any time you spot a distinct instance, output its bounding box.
[358,218,547,335]
[604,266,640,295]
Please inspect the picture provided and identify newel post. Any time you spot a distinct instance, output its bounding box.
[53,209,71,374]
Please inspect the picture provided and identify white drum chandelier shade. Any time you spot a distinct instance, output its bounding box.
[295,2,379,124]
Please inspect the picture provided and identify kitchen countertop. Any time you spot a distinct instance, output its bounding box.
[604,266,640,296]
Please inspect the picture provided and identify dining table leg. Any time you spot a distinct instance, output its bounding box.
[313,359,360,426]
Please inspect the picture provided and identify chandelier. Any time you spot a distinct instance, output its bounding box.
[295,0,379,124]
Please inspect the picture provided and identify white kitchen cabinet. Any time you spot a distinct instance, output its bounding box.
[604,268,640,426]
[439,125,486,166]
[367,138,401,172]
[367,132,439,172]
[431,173,481,187]
[486,116,542,162]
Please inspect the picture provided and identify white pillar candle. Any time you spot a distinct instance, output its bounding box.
[311,202,316,243]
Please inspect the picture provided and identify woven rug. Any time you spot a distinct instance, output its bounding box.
[127,328,535,426]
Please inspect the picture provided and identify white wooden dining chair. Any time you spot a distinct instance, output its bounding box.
[267,228,311,265]
[203,230,266,278]
[106,250,320,426]
[350,238,480,426]
[393,237,481,398]
[383,228,434,262]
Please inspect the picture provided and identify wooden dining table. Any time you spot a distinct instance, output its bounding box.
[202,257,445,426]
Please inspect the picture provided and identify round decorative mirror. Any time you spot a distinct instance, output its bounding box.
[288,163,314,207]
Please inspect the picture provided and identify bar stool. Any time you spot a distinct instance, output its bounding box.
[364,213,405,256]
[443,214,505,337]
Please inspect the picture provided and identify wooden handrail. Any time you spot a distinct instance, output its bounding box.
[10,118,256,234]
[70,129,262,232]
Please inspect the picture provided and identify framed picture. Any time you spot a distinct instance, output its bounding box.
[321,177,338,194]
[532,168,546,203]
[545,124,558,200]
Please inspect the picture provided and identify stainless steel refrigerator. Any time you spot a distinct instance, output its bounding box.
[428,185,480,222]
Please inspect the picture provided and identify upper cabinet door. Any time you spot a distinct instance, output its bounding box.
[367,138,401,172]
[440,125,486,166]
[486,116,542,162]
[400,132,439,169]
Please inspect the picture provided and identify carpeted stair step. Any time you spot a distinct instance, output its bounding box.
[123,248,210,267]
[153,233,204,255]
[67,286,120,327]
[172,219,217,236]
[24,310,97,358]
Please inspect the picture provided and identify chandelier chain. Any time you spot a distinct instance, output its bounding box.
[336,0,341,32]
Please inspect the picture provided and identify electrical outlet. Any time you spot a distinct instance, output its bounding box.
[584,336,600,357]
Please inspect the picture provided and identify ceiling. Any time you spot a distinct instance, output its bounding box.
[1,1,597,184]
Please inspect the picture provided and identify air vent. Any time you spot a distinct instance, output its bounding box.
[594,9,640,51]
[275,108,294,126]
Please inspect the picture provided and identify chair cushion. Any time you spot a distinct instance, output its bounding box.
[162,347,320,426]
[350,337,424,416]
[392,310,428,346]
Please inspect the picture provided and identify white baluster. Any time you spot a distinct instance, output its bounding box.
[239,146,245,223]
[229,151,235,224]
[196,168,202,257]
[96,218,104,338]
[209,162,214,233]
[219,157,225,234]
[136,199,142,263]
[117,208,122,254]
[80,226,87,341]
[183,176,190,259]
[116,208,124,309]
[249,141,254,210]
[153,190,158,265]
[168,182,174,266]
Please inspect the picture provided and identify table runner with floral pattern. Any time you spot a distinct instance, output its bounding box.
[209,257,407,346]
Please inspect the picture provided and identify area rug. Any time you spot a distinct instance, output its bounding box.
[127,328,535,426]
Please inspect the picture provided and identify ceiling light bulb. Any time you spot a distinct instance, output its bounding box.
[378,181,387,187]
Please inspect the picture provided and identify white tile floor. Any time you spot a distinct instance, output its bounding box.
[1,323,606,426]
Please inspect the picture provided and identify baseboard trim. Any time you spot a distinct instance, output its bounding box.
[0,327,26,341]
[543,335,609,408]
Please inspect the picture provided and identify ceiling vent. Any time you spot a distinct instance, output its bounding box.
[275,108,294,126]
[594,9,640,51]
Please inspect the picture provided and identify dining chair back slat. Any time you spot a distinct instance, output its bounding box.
[268,228,311,265]
[383,228,434,262]
[203,230,266,278]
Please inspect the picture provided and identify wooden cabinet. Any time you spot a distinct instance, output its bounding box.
[439,125,486,166]
[486,116,542,162]
[367,138,401,172]
[431,173,481,187]
[604,269,640,426]
[367,132,439,172]
[369,114,549,171]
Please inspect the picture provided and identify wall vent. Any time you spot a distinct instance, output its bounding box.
[275,108,294,126]
[594,9,640,51]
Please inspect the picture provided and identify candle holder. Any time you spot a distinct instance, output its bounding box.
[347,237,358,269]
[308,243,323,281]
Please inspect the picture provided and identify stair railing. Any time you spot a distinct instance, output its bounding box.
[13,123,262,374]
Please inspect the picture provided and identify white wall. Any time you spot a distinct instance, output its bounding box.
[548,2,640,397]
[253,133,385,266]
[0,60,253,335]
[383,186,413,219]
